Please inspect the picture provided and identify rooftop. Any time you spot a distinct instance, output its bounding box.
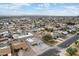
[0,42,9,49]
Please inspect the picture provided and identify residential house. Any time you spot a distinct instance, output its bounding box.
[0,43,11,56]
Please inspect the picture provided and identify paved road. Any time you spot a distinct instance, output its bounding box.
[58,34,79,48]
[38,48,60,56]
[38,34,79,56]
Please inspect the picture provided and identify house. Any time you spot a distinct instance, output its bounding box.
[52,31,67,39]
[52,32,63,39]
[62,31,68,35]
[11,40,28,50]
[13,32,33,39]
[67,25,76,29]
[0,38,9,42]
[26,38,37,46]
[68,28,76,33]
[0,31,11,38]
[0,37,28,56]
[0,31,8,34]
[0,43,11,56]
[67,25,77,33]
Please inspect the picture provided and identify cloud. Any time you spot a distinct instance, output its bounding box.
[0,3,31,10]
[64,6,79,10]
[12,3,31,6]
[0,3,32,15]
[34,3,51,12]
[24,9,73,16]
[37,3,50,8]
[0,3,79,16]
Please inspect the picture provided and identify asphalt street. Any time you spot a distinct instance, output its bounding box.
[39,34,79,56]
[38,48,60,56]
[58,34,79,48]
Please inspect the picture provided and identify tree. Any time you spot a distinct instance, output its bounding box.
[45,27,53,32]
[42,34,53,42]
[75,40,79,47]
[66,47,77,56]
[75,41,78,45]
[66,22,75,25]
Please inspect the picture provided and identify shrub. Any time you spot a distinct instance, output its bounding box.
[66,47,77,56]
[42,34,53,42]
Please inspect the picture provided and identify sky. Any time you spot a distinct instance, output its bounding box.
[0,3,79,16]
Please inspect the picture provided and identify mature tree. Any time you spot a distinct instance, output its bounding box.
[66,47,77,56]
[75,40,79,47]
[42,34,53,42]
[45,27,53,32]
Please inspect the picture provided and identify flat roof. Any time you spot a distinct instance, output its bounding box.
[13,32,33,39]
[0,43,9,49]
